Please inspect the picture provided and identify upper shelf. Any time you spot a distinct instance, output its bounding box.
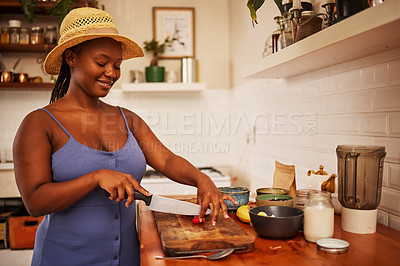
[242,0,400,79]
[0,0,94,14]
[121,82,206,92]
[0,44,56,53]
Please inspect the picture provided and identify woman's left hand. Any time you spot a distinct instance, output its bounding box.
[196,178,237,226]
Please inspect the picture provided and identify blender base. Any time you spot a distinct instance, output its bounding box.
[341,207,377,234]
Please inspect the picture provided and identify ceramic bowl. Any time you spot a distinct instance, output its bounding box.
[249,206,304,239]
[256,194,293,207]
[256,187,288,196]
[218,187,250,210]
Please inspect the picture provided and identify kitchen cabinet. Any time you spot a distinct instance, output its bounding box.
[0,0,94,90]
[242,0,400,79]
[138,200,400,265]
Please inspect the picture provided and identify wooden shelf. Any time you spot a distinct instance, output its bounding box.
[121,82,206,92]
[0,44,56,53]
[242,1,400,79]
[0,82,53,90]
[0,0,94,14]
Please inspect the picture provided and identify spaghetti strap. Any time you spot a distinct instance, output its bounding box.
[117,106,131,132]
[38,108,72,137]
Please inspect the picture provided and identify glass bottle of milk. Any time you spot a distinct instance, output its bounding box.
[304,190,334,242]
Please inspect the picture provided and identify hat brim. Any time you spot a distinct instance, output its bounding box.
[44,33,144,75]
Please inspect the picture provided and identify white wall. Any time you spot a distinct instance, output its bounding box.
[228,1,400,230]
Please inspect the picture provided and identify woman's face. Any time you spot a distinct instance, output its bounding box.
[67,37,123,97]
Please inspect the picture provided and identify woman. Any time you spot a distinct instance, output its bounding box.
[13,7,234,266]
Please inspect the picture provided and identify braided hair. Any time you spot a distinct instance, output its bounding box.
[49,51,71,104]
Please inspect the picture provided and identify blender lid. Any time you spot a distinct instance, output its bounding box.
[336,145,385,154]
[316,238,349,254]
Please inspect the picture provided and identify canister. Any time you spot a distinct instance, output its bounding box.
[303,190,334,242]
[19,28,30,44]
[1,27,10,44]
[44,26,58,44]
[9,27,20,44]
[181,58,198,83]
[30,27,44,44]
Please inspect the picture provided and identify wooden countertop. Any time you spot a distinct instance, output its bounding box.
[138,201,400,266]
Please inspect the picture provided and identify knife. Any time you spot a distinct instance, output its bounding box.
[104,190,212,216]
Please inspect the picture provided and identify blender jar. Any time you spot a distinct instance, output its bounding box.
[336,145,386,234]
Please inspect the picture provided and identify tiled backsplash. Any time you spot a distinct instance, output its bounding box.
[0,48,399,231]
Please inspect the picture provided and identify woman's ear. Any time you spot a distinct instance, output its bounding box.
[64,49,77,68]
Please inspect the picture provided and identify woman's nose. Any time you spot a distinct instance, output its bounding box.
[104,65,117,78]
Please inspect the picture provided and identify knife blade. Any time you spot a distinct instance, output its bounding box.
[104,190,212,216]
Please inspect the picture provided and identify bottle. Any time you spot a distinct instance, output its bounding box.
[44,26,58,45]
[303,190,334,242]
[19,27,30,44]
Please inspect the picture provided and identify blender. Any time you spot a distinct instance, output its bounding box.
[336,145,386,234]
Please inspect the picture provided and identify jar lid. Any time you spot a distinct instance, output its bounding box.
[20,27,29,33]
[31,27,44,33]
[301,10,316,16]
[316,238,349,254]
[46,26,57,30]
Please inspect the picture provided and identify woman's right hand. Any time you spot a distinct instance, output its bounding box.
[96,169,151,208]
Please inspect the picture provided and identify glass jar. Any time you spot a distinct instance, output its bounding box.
[1,27,10,44]
[19,27,30,44]
[9,27,20,44]
[303,190,334,243]
[30,27,44,44]
[44,26,58,44]
[293,189,317,210]
[277,17,293,49]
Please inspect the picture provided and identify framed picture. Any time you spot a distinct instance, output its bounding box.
[153,7,195,58]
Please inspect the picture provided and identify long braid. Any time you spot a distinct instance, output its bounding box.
[49,53,71,104]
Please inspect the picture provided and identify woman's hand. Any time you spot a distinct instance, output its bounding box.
[96,169,151,208]
[196,177,237,226]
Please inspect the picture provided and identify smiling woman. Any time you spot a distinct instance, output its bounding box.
[12,7,234,266]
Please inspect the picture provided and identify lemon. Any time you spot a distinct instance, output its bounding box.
[236,205,251,223]
[257,211,268,217]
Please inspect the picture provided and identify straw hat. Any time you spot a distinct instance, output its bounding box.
[44,7,144,75]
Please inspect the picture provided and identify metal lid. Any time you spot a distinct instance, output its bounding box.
[316,238,349,254]
[31,27,44,33]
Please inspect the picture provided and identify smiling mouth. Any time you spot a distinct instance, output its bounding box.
[97,80,114,88]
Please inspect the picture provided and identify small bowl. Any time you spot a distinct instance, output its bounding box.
[249,206,304,239]
[256,187,288,196]
[218,187,250,210]
[256,194,293,207]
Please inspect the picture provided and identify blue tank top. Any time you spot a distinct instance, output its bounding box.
[31,107,146,266]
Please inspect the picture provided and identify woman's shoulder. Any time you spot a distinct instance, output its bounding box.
[117,106,147,131]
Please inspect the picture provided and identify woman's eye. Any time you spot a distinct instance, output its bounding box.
[114,65,121,70]
[96,62,106,67]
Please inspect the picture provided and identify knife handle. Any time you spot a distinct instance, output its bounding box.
[103,190,152,206]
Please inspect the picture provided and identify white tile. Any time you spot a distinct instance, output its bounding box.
[389,112,400,137]
[347,90,374,113]
[388,163,400,190]
[361,63,389,89]
[318,76,338,96]
[348,135,375,145]
[380,187,400,216]
[349,56,374,70]
[374,47,400,64]
[388,213,400,231]
[336,70,361,92]
[338,114,361,134]
[328,61,350,75]
[375,137,400,164]
[316,115,337,134]
[377,209,389,226]
[329,135,350,152]
[388,59,400,86]
[326,94,348,114]
[361,113,389,136]
[375,86,400,112]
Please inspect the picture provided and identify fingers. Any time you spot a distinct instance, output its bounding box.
[124,185,135,208]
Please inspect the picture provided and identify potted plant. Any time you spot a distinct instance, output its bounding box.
[143,37,175,82]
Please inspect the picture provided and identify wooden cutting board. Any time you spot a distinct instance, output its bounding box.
[152,204,255,256]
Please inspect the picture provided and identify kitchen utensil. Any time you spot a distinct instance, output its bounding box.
[336,145,386,234]
[155,248,234,260]
[306,165,338,193]
[256,187,287,196]
[218,187,249,211]
[1,70,11,83]
[104,190,212,216]
[11,58,21,73]
[249,206,303,239]
[256,194,293,207]
[147,202,255,256]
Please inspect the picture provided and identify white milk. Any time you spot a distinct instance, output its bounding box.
[304,206,334,242]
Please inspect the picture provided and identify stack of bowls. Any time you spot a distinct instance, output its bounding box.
[256,194,293,207]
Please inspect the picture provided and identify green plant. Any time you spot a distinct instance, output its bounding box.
[20,0,38,23]
[143,37,176,66]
